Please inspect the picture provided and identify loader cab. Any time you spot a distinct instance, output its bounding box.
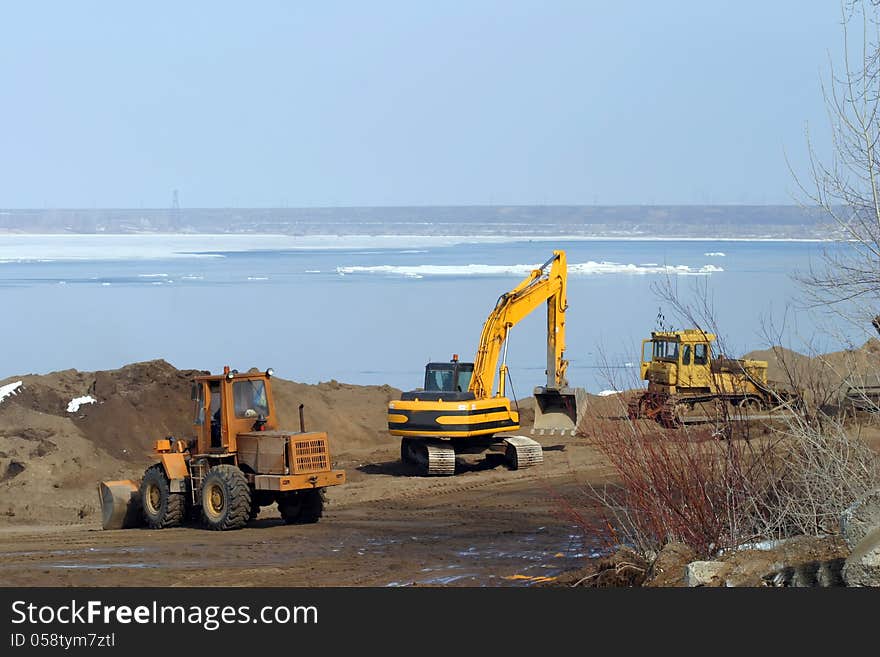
[192,367,278,454]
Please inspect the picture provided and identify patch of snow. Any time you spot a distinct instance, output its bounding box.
[0,381,23,404]
[597,390,621,397]
[67,395,97,413]
[336,261,725,278]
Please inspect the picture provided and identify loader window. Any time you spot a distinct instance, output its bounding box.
[193,383,205,425]
[694,343,708,365]
[681,345,692,365]
[209,382,222,448]
[653,340,679,362]
[233,380,270,419]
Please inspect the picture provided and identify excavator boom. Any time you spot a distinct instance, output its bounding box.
[471,251,570,398]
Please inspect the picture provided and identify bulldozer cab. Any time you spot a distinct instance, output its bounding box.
[192,367,278,454]
[640,331,715,388]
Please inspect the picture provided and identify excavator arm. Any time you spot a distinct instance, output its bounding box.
[470,251,570,399]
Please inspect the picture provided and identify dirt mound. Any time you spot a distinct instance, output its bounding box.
[742,345,814,386]
[0,361,401,525]
[271,378,400,453]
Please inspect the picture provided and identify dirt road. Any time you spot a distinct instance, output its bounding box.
[0,441,611,587]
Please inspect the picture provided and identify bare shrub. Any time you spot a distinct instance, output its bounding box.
[577,415,781,558]
[750,417,880,538]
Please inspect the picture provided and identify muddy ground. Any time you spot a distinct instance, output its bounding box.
[0,446,609,587]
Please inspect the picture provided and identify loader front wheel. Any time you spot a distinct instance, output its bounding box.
[279,489,324,524]
[140,464,185,529]
[200,465,251,531]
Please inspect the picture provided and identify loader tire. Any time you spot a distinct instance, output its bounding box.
[279,488,324,525]
[140,464,185,529]
[200,465,251,531]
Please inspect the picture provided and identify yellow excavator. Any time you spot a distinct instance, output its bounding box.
[387,250,586,475]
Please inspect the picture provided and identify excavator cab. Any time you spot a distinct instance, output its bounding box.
[421,356,475,398]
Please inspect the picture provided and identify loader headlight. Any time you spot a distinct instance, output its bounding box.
[266,368,274,378]
[226,371,234,380]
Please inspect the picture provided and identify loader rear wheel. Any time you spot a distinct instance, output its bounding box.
[140,464,185,529]
[200,465,251,531]
[278,489,324,524]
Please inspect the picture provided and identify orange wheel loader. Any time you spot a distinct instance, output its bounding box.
[99,366,346,530]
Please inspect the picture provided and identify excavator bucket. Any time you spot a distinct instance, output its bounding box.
[98,480,143,530]
[532,386,587,435]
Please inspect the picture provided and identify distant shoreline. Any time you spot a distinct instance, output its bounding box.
[0,232,835,242]
[0,205,833,240]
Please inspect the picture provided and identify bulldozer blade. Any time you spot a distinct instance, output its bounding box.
[532,386,587,435]
[98,480,143,530]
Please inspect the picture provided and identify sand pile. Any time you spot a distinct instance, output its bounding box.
[0,360,400,524]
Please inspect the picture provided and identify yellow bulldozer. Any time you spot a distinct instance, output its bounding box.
[99,367,346,530]
[628,329,794,427]
[387,250,586,475]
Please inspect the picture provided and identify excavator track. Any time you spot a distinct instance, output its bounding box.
[402,439,457,476]
[425,443,456,476]
[504,436,543,470]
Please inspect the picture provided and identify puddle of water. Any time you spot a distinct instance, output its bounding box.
[389,524,610,587]
[5,546,152,558]
[49,563,157,570]
[420,574,478,585]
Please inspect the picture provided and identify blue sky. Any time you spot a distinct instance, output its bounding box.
[0,1,843,208]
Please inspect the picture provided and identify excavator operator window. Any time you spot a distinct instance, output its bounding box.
[455,364,474,393]
[233,380,270,419]
[681,345,692,365]
[424,364,455,392]
[694,343,708,365]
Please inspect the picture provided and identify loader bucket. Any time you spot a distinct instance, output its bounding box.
[532,386,587,435]
[98,480,143,530]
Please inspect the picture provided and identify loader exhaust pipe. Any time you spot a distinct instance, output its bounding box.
[299,403,306,433]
